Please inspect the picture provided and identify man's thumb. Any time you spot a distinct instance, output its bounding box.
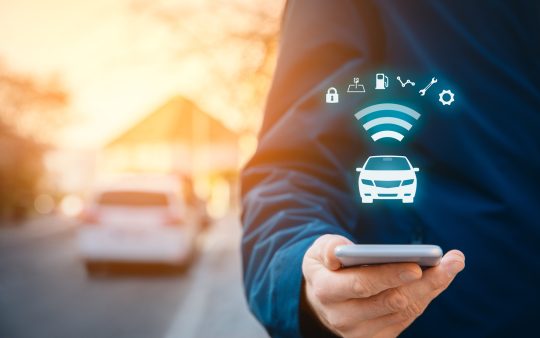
[313,234,353,271]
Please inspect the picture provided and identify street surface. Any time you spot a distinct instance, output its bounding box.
[0,214,267,338]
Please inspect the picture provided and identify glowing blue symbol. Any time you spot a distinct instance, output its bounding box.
[354,103,421,142]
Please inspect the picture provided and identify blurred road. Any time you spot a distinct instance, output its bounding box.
[0,214,267,338]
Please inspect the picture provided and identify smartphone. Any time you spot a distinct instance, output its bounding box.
[335,244,443,267]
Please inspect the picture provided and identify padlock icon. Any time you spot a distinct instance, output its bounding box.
[326,87,339,103]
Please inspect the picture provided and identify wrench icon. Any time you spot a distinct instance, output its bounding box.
[419,77,438,96]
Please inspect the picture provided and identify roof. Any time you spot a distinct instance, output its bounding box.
[106,96,237,148]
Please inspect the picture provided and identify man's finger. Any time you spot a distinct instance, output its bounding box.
[331,287,410,322]
[351,250,465,336]
[344,309,412,338]
[356,312,416,338]
[388,249,465,326]
[402,250,465,299]
[314,262,422,302]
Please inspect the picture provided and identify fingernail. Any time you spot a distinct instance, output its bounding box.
[400,270,419,282]
[446,261,464,276]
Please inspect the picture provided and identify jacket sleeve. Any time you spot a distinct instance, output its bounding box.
[240,0,382,336]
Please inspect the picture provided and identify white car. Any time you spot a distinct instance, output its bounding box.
[77,176,200,273]
[356,156,419,203]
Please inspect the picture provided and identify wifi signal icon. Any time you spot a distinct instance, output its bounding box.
[354,103,421,142]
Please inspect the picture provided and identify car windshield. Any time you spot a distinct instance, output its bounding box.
[98,191,169,207]
[365,157,411,170]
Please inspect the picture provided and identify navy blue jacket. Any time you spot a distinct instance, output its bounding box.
[241,1,540,337]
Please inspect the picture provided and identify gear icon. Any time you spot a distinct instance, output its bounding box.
[438,89,455,106]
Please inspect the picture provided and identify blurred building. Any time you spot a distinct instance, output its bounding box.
[99,96,240,216]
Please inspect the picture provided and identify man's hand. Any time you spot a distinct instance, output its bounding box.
[302,235,465,338]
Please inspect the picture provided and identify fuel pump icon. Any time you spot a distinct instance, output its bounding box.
[375,73,389,90]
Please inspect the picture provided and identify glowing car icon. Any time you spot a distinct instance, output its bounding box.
[356,156,419,204]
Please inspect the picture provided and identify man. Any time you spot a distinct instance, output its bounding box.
[241,1,540,337]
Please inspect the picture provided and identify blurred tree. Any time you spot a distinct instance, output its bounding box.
[0,62,68,141]
[0,62,69,223]
[130,0,284,135]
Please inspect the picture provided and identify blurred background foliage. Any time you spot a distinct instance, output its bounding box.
[130,0,281,133]
[0,62,68,221]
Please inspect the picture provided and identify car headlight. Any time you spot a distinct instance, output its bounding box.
[361,179,374,186]
[401,179,415,186]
